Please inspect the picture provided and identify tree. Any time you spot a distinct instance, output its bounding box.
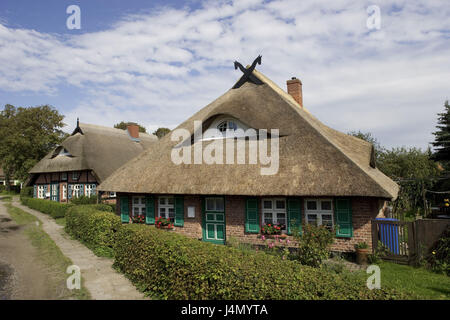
[0,104,65,190]
[349,130,440,216]
[114,121,147,133]
[377,147,440,214]
[431,100,450,169]
[153,127,171,139]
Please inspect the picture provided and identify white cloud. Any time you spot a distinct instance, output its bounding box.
[0,0,449,149]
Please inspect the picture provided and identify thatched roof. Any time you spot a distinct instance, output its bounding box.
[28,123,157,183]
[99,70,399,200]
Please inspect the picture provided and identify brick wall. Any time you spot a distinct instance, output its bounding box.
[116,193,387,252]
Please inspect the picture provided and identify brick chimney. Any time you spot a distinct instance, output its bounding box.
[286,77,303,107]
[127,122,139,139]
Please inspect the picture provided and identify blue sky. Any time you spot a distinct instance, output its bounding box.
[0,0,449,149]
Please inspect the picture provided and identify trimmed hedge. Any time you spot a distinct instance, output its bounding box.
[20,186,34,198]
[21,197,74,219]
[65,205,121,257]
[113,224,408,300]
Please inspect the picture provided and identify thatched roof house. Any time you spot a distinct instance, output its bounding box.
[98,65,399,252]
[99,70,398,199]
[28,122,157,202]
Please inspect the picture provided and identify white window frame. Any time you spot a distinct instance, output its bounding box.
[85,184,96,197]
[37,185,45,199]
[109,192,116,198]
[72,171,78,181]
[62,184,67,200]
[205,197,224,212]
[132,196,146,217]
[261,198,287,230]
[304,199,334,228]
[72,184,83,198]
[158,196,175,221]
[61,172,67,181]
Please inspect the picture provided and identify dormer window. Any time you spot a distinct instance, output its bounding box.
[217,120,238,133]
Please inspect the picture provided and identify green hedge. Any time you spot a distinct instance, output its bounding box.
[113,224,407,300]
[21,197,74,219]
[65,205,121,257]
[20,186,34,198]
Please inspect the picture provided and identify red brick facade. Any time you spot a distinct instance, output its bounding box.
[118,193,386,252]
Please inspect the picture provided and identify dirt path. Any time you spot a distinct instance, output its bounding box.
[11,197,146,300]
[0,200,62,299]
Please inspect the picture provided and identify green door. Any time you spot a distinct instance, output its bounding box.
[203,197,225,244]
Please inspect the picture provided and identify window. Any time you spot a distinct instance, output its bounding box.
[85,184,96,197]
[205,197,224,212]
[109,192,116,198]
[262,198,286,230]
[72,172,79,181]
[61,173,67,181]
[62,184,67,200]
[132,196,146,217]
[305,199,333,229]
[217,120,237,133]
[38,185,45,199]
[72,184,83,198]
[158,196,175,221]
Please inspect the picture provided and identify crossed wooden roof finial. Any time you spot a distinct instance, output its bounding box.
[232,55,263,89]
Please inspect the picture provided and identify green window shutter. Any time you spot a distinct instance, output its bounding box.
[33,185,37,198]
[145,195,155,224]
[335,199,353,238]
[287,198,302,235]
[120,196,129,223]
[174,196,184,227]
[245,198,259,233]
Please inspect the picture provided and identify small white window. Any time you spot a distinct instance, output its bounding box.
[85,184,96,197]
[37,185,45,199]
[61,173,67,181]
[217,120,237,133]
[158,196,175,221]
[132,196,146,217]
[305,199,334,229]
[109,192,116,198]
[262,198,287,231]
[72,184,83,198]
[62,185,67,200]
[72,172,78,181]
[205,197,224,212]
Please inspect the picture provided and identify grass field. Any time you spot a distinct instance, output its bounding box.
[378,261,450,300]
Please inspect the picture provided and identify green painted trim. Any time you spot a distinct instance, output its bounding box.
[202,196,226,244]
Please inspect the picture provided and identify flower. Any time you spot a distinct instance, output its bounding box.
[261,235,265,241]
[432,251,436,255]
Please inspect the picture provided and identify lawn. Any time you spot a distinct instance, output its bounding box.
[378,261,450,300]
[3,202,91,299]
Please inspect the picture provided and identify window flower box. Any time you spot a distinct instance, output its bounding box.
[132,214,145,224]
[155,216,174,230]
[261,223,284,235]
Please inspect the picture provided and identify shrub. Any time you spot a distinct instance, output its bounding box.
[20,186,34,198]
[293,224,334,267]
[355,242,369,249]
[0,185,5,192]
[70,195,98,205]
[428,226,450,276]
[21,197,74,219]
[65,205,121,257]
[113,224,407,300]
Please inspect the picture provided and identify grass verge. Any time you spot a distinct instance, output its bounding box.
[378,261,450,300]
[4,203,91,300]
